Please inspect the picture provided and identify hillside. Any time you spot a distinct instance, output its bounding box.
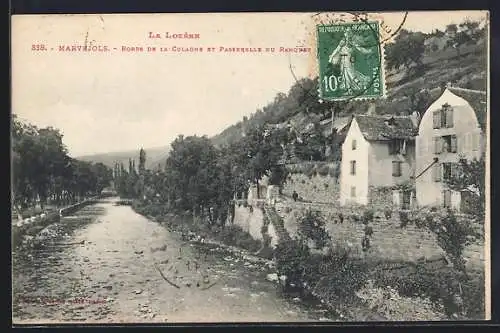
[77,145,170,171]
[211,31,487,151]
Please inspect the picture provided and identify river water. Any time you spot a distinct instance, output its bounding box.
[12,197,338,324]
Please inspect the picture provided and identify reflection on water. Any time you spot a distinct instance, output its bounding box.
[12,198,337,323]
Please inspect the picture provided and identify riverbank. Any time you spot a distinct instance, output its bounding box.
[130,200,391,321]
[12,197,100,249]
[13,198,340,323]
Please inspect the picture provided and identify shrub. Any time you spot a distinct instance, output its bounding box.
[274,238,311,287]
[317,164,330,177]
[399,211,409,228]
[362,209,374,225]
[218,224,262,252]
[372,264,465,317]
[356,280,447,321]
[236,236,262,253]
[364,225,374,237]
[297,209,331,249]
[410,207,473,272]
[324,183,329,189]
[303,247,368,300]
[384,207,392,219]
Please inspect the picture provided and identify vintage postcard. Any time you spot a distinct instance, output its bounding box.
[11,11,490,324]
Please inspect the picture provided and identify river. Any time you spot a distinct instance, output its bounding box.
[12,197,338,324]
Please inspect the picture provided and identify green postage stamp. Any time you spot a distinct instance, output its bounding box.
[316,21,384,101]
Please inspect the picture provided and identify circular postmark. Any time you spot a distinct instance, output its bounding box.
[288,11,408,103]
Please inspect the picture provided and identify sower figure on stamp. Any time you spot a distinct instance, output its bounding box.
[328,29,373,91]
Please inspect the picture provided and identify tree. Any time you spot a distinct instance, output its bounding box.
[164,135,221,214]
[446,157,485,218]
[139,148,146,173]
[386,29,426,77]
[445,24,458,36]
[446,19,485,57]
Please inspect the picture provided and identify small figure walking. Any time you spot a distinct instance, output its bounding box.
[292,190,298,202]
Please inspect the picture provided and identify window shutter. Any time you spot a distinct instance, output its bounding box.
[433,137,442,154]
[472,133,479,151]
[446,108,454,128]
[451,163,459,179]
[450,135,457,153]
[432,164,441,182]
[433,111,441,129]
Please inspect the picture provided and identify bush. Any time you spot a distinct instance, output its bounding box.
[303,247,368,299]
[218,225,261,252]
[384,207,392,219]
[274,238,311,287]
[410,207,473,272]
[364,225,374,237]
[356,280,447,320]
[297,209,331,249]
[371,263,470,317]
[399,210,409,228]
[362,209,374,225]
[317,164,330,177]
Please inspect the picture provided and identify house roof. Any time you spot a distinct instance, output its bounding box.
[446,87,487,131]
[354,114,418,141]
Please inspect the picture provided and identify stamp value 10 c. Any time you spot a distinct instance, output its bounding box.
[316,21,384,101]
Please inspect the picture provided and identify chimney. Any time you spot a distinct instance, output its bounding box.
[367,103,376,115]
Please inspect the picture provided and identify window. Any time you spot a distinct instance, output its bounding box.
[351,186,356,197]
[389,139,403,155]
[432,163,441,182]
[433,137,442,154]
[350,160,356,175]
[442,163,452,181]
[443,162,459,181]
[442,135,458,153]
[352,139,357,150]
[434,135,457,154]
[444,105,454,128]
[432,105,454,129]
[472,133,480,152]
[443,189,452,208]
[392,161,402,177]
[433,110,441,129]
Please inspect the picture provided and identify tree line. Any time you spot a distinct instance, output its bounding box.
[11,114,114,212]
[385,18,487,78]
[115,124,297,225]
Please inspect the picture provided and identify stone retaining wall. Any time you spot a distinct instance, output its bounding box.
[275,203,447,263]
[233,205,279,248]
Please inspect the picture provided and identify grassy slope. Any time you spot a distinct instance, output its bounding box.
[211,38,487,148]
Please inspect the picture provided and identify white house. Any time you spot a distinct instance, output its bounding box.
[340,114,418,207]
[415,86,487,211]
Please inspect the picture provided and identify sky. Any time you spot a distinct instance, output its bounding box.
[12,11,488,157]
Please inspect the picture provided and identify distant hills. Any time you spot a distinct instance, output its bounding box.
[77,145,170,171]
